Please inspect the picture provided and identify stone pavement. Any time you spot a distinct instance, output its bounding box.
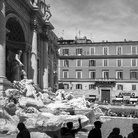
[0,134,15,138]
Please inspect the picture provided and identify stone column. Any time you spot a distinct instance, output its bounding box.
[22,51,27,73]
[31,19,37,84]
[0,0,6,94]
[51,51,54,89]
[43,38,49,92]
[40,37,44,88]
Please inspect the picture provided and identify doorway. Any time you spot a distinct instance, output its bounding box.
[101,89,110,103]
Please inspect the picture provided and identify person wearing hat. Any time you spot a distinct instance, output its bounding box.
[88,120,103,138]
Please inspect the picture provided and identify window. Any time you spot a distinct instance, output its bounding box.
[89,60,96,66]
[103,59,108,66]
[64,84,69,89]
[63,60,69,67]
[76,48,82,55]
[102,71,109,79]
[63,70,69,78]
[90,47,95,55]
[76,71,82,78]
[130,70,138,79]
[103,47,108,55]
[76,84,82,89]
[132,85,136,90]
[131,46,137,55]
[117,59,122,67]
[117,47,122,55]
[89,84,96,89]
[116,71,123,80]
[131,59,137,66]
[89,71,95,79]
[63,49,69,56]
[117,84,123,90]
[76,60,82,66]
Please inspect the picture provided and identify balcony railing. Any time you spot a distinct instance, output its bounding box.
[59,54,138,59]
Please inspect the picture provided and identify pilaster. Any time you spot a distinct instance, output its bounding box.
[0,0,6,95]
[30,18,38,84]
[42,28,49,92]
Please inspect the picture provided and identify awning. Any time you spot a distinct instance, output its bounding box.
[130,98,138,102]
[88,95,96,99]
[115,98,123,101]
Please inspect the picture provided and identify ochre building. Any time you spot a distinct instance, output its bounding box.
[58,36,138,104]
[0,0,58,94]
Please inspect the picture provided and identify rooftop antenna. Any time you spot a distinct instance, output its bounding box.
[62,30,64,38]
[75,27,78,38]
[90,33,93,41]
[79,30,81,38]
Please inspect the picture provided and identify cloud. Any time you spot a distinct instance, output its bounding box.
[47,0,138,42]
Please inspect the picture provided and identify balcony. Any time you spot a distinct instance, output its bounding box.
[59,54,138,59]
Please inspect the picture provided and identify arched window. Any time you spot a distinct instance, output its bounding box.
[6,18,25,42]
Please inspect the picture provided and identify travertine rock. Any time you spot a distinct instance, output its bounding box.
[31,132,51,138]
[0,79,93,137]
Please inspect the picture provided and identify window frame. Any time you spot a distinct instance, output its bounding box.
[116,59,123,67]
[63,60,69,67]
[89,71,96,79]
[76,70,82,79]
[131,59,137,67]
[131,46,137,55]
[103,59,108,67]
[63,48,69,56]
[117,84,123,90]
[63,70,69,78]
[64,84,69,89]
[76,84,82,89]
[89,47,95,55]
[76,59,82,67]
[116,71,123,80]
[103,47,109,55]
[116,46,122,55]
[89,59,96,67]
[130,70,138,80]
[76,48,82,55]
[102,70,109,79]
[132,84,136,91]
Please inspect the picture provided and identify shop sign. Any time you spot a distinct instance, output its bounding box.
[119,92,135,97]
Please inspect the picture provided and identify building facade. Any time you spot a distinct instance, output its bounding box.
[58,36,138,103]
[0,0,58,94]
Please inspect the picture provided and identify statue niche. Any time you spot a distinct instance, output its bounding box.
[6,50,24,82]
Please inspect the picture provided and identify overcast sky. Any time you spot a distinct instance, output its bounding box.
[46,0,138,42]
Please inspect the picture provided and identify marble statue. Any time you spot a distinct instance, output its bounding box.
[7,50,24,82]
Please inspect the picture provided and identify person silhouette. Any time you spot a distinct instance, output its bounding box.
[88,120,103,138]
[66,118,82,138]
[127,123,138,138]
[16,122,30,138]
[107,127,123,138]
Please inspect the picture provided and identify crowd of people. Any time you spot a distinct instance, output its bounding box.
[106,111,138,118]
[16,120,138,138]
[87,121,138,138]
